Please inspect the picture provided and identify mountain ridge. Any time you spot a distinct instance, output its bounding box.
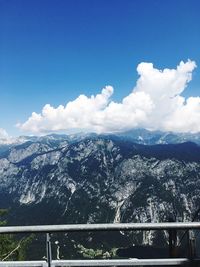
[1,128,200,147]
[0,132,199,254]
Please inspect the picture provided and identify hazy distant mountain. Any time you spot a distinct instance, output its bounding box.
[1,128,200,147]
[115,128,200,145]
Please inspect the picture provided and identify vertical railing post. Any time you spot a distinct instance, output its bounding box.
[168,227,177,257]
[46,233,52,267]
[187,230,196,267]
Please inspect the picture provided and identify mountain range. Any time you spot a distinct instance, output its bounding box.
[0,129,200,258]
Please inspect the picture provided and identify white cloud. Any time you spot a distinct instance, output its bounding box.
[18,60,200,134]
[0,128,15,144]
[0,128,9,139]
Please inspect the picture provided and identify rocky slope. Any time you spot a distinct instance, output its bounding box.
[0,132,200,256]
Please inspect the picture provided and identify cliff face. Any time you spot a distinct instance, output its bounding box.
[0,132,200,247]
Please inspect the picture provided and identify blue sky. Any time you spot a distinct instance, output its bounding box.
[0,0,200,136]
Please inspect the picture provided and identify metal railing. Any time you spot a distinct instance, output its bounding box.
[0,222,200,266]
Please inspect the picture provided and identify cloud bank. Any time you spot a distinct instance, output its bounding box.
[18,60,200,134]
[0,128,9,139]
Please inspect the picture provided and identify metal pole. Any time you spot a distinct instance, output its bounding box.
[46,233,52,267]
[1,222,200,234]
[187,230,197,267]
[168,228,177,257]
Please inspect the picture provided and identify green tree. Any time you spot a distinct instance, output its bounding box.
[0,209,34,261]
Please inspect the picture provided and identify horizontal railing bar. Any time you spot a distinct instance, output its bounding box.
[0,261,47,267]
[52,259,191,266]
[0,259,196,267]
[0,222,200,234]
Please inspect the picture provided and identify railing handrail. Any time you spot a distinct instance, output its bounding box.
[0,222,199,266]
[0,258,197,266]
[0,222,200,234]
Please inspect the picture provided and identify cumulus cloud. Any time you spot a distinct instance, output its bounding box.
[18,60,200,134]
[0,128,9,139]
